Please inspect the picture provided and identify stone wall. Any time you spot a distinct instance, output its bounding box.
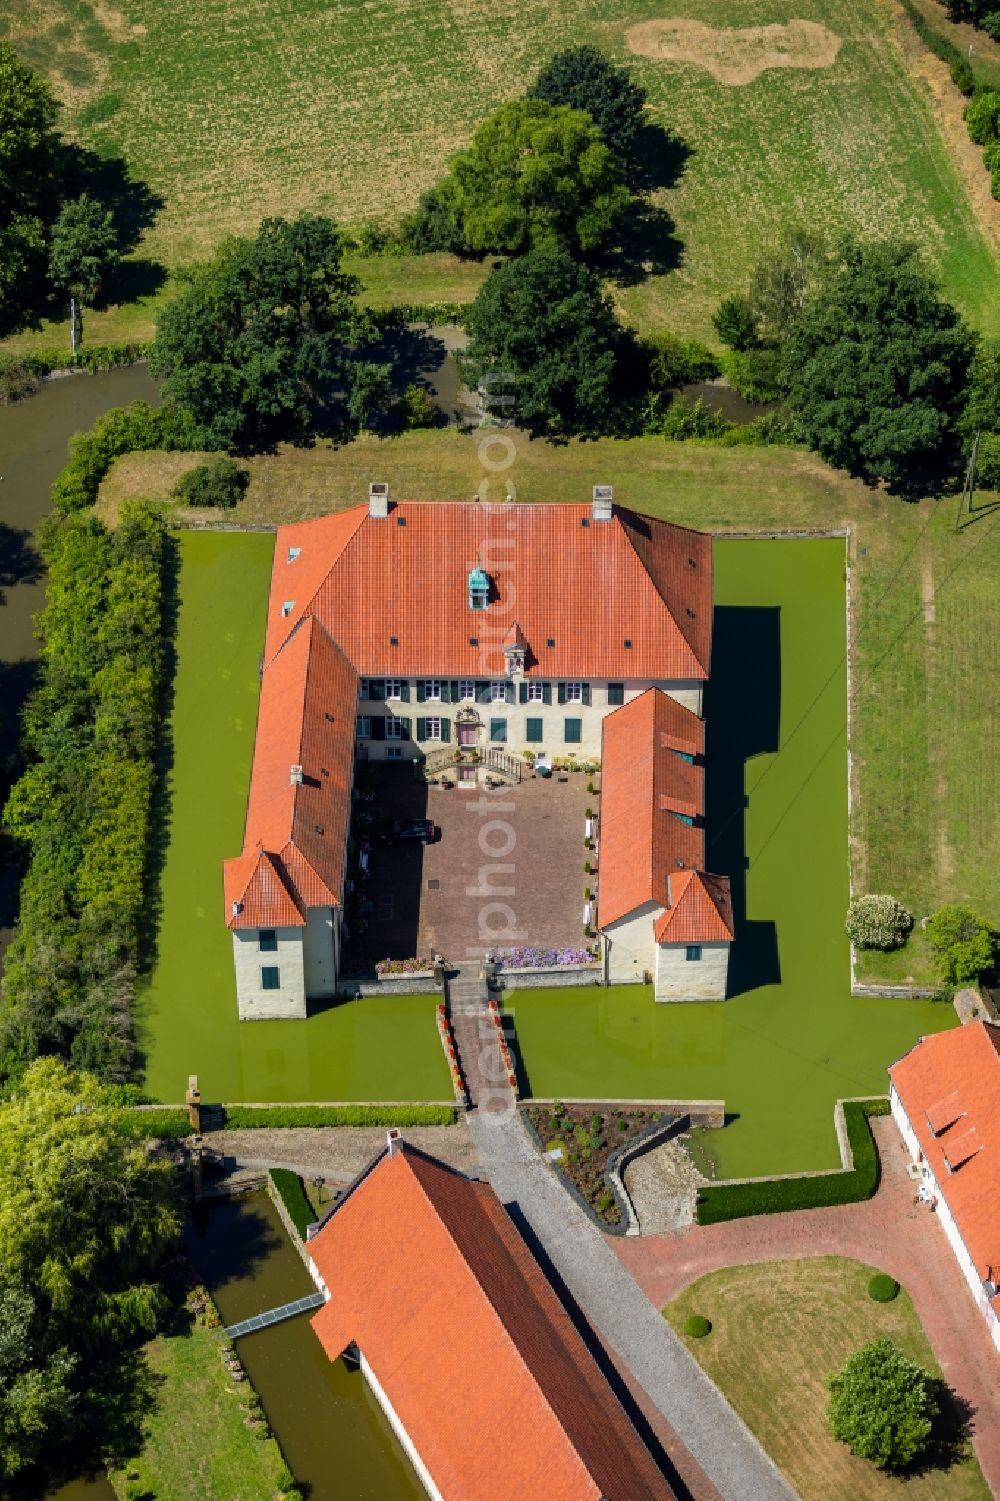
[495,964,602,991]
[336,971,440,997]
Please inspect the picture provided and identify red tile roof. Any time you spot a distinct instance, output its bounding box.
[310,1144,678,1501]
[599,690,705,927]
[265,501,712,680]
[890,1022,1000,1293]
[223,616,357,928]
[655,870,735,944]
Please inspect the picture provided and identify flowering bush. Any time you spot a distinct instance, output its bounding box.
[375,956,435,975]
[486,945,598,969]
[845,895,913,951]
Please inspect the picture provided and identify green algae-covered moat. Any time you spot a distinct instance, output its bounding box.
[137,531,953,1176]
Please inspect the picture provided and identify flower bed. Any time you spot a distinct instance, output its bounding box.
[375,956,435,976]
[486,945,597,969]
[436,1003,468,1105]
[525,1101,677,1227]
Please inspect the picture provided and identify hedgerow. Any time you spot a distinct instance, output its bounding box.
[221,1104,455,1128]
[113,1108,191,1140]
[0,503,172,1083]
[269,1169,314,1238]
[51,399,204,513]
[695,1100,889,1225]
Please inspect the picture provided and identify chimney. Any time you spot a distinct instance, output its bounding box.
[290,764,304,785]
[369,481,389,518]
[387,1127,402,1155]
[592,484,613,521]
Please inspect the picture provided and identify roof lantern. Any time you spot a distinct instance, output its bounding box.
[468,565,489,610]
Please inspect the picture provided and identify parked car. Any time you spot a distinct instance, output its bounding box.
[381,818,440,845]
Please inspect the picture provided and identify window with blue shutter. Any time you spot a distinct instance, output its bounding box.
[564,718,582,744]
[526,718,543,743]
[490,717,507,743]
[607,683,625,705]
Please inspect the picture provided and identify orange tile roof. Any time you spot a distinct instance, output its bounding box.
[223,616,357,928]
[890,1022,1000,1295]
[310,1144,677,1501]
[265,501,712,680]
[598,689,706,927]
[655,869,734,944]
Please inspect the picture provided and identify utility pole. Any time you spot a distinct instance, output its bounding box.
[69,295,77,356]
[954,429,980,532]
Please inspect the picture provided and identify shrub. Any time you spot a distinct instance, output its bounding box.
[976,430,1000,487]
[846,895,914,951]
[642,330,721,392]
[222,1104,455,1128]
[715,411,799,447]
[984,10,1000,39]
[721,347,787,404]
[712,294,760,351]
[868,1273,900,1302]
[684,1314,712,1338]
[0,353,46,403]
[653,394,729,440]
[695,1100,888,1224]
[827,1339,936,1469]
[397,383,440,429]
[965,90,1000,145]
[269,1169,314,1238]
[113,1109,191,1140]
[173,455,248,509]
[926,904,996,984]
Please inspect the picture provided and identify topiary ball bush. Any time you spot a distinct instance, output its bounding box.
[845,894,913,951]
[684,1314,712,1338]
[868,1273,900,1303]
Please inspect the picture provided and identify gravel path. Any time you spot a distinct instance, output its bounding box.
[203,1123,479,1182]
[625,1135,708,1234]
[468,1108,799,1501]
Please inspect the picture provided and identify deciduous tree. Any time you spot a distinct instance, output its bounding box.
[784,239,976,486]
[527,46,648,160]
[828,1339,936,1469]
[463,247,624,436]
[926,904,996,984]
[48,192,120,307]
[0,42,60,326]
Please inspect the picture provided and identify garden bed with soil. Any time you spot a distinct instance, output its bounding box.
[525,1101,679,1227]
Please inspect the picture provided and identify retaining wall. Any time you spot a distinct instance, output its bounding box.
[494,965,602,991]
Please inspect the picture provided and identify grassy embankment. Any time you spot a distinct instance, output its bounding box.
[665,1258,990,1501]
[107,1315,295,1501]
[4,0,1000,351]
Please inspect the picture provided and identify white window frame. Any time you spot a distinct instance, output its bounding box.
[565,681,584,704]
[526,681,544,702]
[458,679,475,701]
[384,679,404,700]
[489,681,508,702]
[356,715,371,739]
[385,716,405,740]
[358,678,370,700]
[423,679,443,701]
[386,746,403,760]
[425,717,443,741]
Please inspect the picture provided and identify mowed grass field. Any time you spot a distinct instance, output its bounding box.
[101,431,1000,978]
[4,0,999,343]
[666,1258,990,1501]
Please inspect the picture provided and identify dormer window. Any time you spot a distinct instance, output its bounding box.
[468,566,489,610]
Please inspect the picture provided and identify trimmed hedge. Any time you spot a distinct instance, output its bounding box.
[868,1273,900,1303]
[695,1100,890,1225]
[221,1104,455,1129]
[113,1108,191,1140]
[269,1169,314,1238]
[684,1314,712,1338]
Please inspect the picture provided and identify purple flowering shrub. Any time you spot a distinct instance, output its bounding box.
[486,945,598,969]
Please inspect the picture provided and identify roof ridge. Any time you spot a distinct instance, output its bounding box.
[399,1153,599,1490]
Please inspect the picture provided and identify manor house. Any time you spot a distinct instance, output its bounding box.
[223,487,732,1017]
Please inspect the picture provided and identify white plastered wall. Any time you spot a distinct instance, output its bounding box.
[602,903,660,983]
[233,926,307,1020]
[655,941,729,1001]
[304,906,336,997]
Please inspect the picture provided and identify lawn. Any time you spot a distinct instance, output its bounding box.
[135,531,453,1104]
[107,1317,294,1501]
[5,0,999,345]
[664,1258,990,1501]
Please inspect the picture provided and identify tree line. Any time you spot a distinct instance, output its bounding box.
[0,503,171,1083]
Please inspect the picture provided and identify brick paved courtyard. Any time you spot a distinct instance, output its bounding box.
[346,765,595,969]
[611,1117,1000,1494]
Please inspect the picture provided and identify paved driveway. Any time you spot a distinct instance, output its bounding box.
[612,1117,1000,1494]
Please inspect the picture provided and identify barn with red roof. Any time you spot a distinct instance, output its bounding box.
[307,1136,680,1500]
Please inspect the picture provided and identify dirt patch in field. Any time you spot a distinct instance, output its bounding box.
[91,0,145,41]
[626,18,841,85]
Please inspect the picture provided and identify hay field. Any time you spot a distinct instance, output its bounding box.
[4,0,999,338]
